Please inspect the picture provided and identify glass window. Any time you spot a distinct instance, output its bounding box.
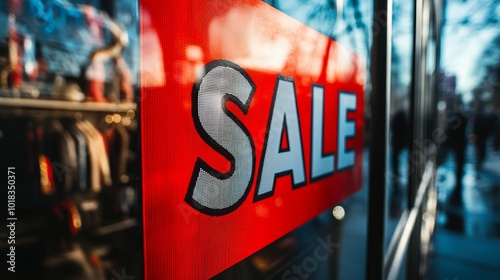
[0,1,141,279]
[385,0,414,251]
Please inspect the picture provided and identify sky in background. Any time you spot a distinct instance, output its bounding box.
[441,0,500,101]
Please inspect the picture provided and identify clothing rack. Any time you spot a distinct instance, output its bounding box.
[0,94,140,280]
[0,1,141,278]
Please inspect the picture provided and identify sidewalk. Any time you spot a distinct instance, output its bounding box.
[427,230,500,279]
[427,141,500,279]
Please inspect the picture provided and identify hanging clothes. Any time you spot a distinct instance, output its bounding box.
[75,120,112,192]
[60,130,78,192]
[76,121,101,192]
[106,123,130,184]
[82,120,112,187]
[69,127,89,192]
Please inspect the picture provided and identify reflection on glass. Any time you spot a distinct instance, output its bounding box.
[140,7,165,87]
[385,0,413,251]
[433,1,500,270]
[436,86,500,236]
[263,0,372,57]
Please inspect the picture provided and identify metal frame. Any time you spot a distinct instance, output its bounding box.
[388,162,434,279]
[366,0,392,278]
[367,0,443,279]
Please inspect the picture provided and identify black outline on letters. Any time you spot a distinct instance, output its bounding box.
[336,91,357,172]
[310,84,336,183]
[254,75,307,202]
[278,115,291,153]
[185,60,256,216]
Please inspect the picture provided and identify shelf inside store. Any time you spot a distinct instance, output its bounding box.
[0,96,136,113]
[93,218,138,236]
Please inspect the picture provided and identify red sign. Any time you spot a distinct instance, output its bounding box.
[140,0,365,278]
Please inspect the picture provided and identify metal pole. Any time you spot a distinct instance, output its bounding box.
[366,0,392,278]
[407,0,423,278]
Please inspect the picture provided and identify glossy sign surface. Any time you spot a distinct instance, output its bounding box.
[140,0,365,278]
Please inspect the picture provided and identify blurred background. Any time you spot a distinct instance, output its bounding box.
[428,0,500,278]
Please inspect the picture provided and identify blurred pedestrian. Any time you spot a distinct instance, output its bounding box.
[472,104,496,172]
[389,109,409,218]
[446,97,468,204]
[493,116,500,152]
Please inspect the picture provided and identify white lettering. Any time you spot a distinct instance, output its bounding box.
[256,77,306,200]
[337,93,357,170]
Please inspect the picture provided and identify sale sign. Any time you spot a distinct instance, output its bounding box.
[140,0,365,278]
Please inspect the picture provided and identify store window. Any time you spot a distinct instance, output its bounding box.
[0,0,446,279]
[385,0,414,253]
[0,1,141,279]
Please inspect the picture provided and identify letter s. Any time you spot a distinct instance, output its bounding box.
[186,60,256,216]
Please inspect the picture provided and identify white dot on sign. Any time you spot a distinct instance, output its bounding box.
[332,206,345,220]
